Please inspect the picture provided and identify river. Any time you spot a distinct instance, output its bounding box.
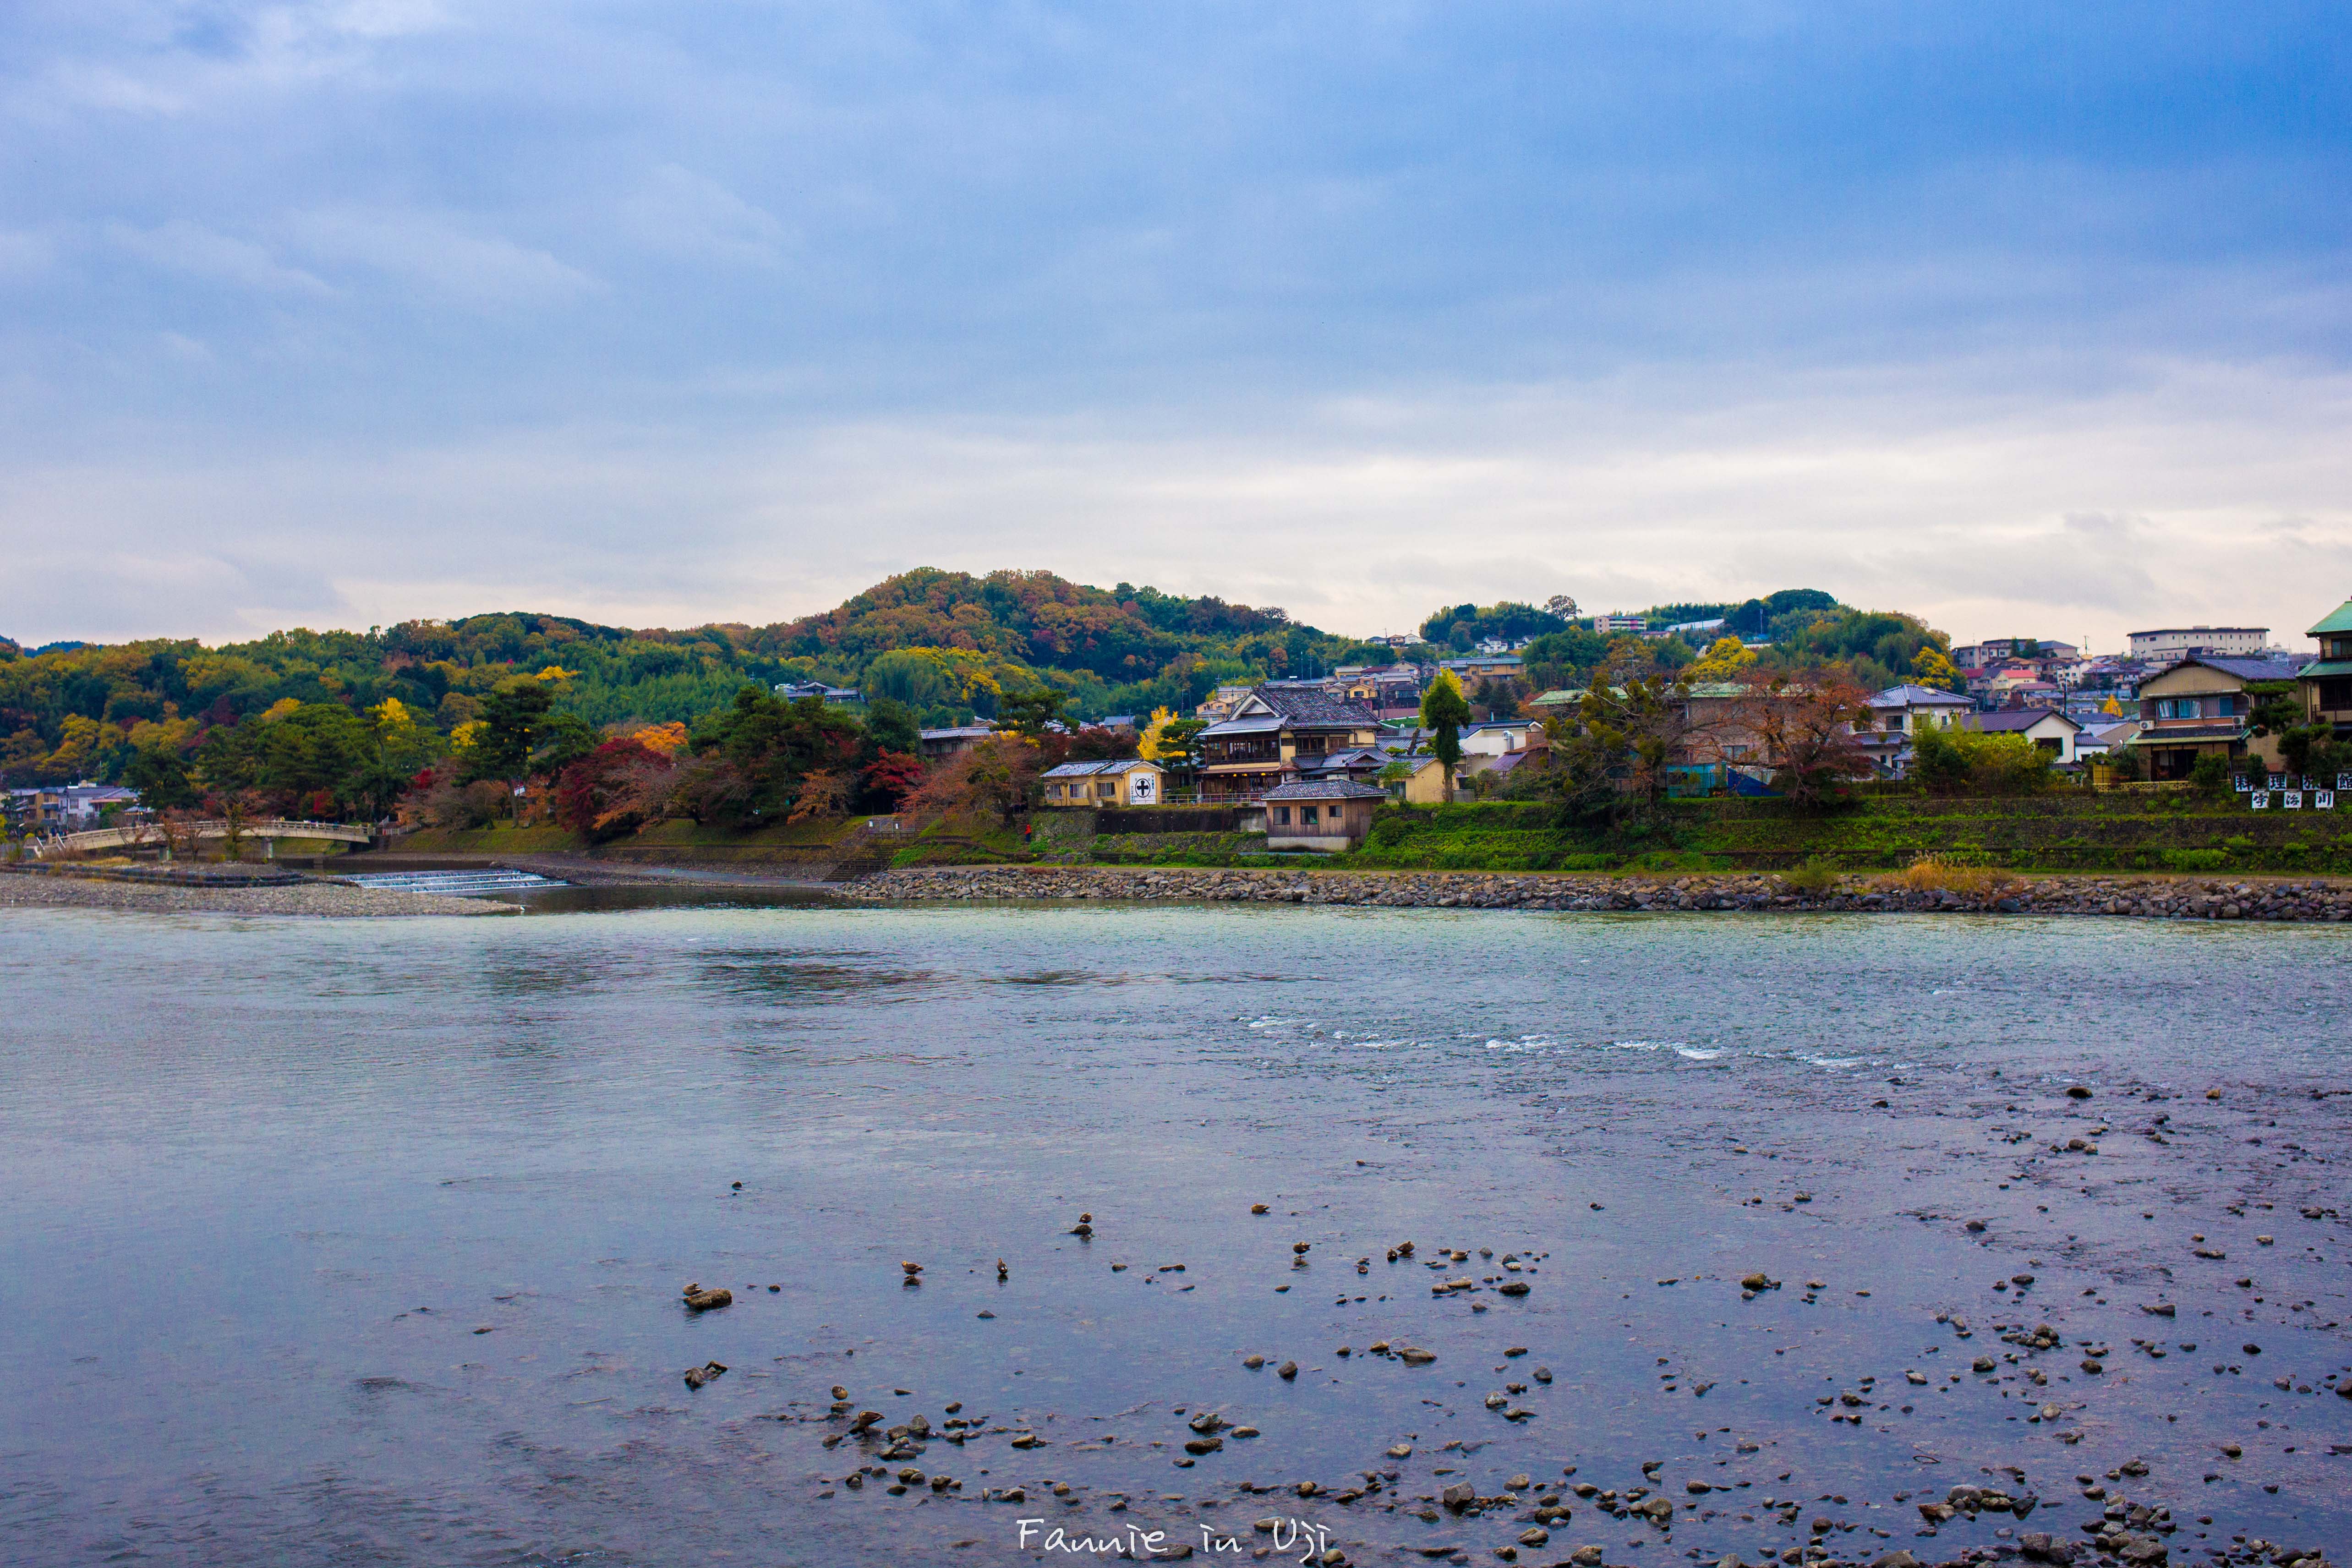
[2,901,2346,1566]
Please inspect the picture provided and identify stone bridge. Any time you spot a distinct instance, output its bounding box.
[33,819,374,856]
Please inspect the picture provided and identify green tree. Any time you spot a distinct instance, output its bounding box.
[864,695,921,756]
[529,713,600,778]
[1577,666,1690,810]
[470,679,554,781]
[994,687,1070,738]
[2188,750,2232,799]
[122,743,198,810]
[1419,669,1472,790]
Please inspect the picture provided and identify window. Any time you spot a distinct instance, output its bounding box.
[1097,782,1115,798]
[1884,713,1905,731]
[1273,807,1290,824]
[1301,806,1319,824]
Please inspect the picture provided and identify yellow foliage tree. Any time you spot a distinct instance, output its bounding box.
[1136,706,1178,761]
[1911,645,1963,691]
[1686,636,1758,683]
[625,720,691,755]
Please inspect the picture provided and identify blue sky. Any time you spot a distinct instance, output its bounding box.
[4,1,2349,649]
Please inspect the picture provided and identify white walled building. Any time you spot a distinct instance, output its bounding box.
[2127,626,2269,660]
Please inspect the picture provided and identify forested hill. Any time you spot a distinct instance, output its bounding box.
[0,568,1950,790]
[0,569,1380,786]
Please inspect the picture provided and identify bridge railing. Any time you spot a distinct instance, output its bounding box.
[30,819,374,856]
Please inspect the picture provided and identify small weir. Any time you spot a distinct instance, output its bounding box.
[342,869,567,897]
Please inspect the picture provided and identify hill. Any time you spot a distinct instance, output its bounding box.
[0,569,1373,787]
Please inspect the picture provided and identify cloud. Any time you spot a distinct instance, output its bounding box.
[108,219,335,296]
[617,164,791,265]
[5,354,2347,650]
[286,206,601,309]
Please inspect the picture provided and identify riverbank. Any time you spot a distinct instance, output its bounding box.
[0,869,512,917]
[842,863,2352,921]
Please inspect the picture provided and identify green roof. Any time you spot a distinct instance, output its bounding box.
[2298,659,2352,678]
[2308,598,2352,637]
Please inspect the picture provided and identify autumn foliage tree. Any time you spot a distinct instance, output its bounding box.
[554,737,676,841]
[906,736,1042,825]
[1738,677,1876,807]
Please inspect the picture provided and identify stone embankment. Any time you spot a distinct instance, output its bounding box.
[844,865,2352,921]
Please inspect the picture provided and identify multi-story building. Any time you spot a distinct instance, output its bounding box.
[2299,597,2352,738]
[2127,626,2270,660]
[1194,687,1386,801]
[2124,655,2305,779]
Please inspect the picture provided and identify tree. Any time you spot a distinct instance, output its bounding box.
[994,687,1070,738]
[1741,678,1876,808]
[123,743,198,810]
[1140,712,1207,782]
[1068,724,1140,761]
[1911,645,1964,693]
[864,696,921,756]
[861,749,925,808]
[907,735,1041,825]
[689,685,865,827]
[470,679,554,781]
[1909,725,2054,796]
[554,737,675,841]
[529,713,600,779]
[2278,721,2348,784]
[1420,669,1472,792]
[1576,665,1690,810]
[2188,750,2232,800]
[1686,636,1759,683]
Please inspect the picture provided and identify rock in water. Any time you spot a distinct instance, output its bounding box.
[683,1360,728,1390]
[682,1282,733,1312]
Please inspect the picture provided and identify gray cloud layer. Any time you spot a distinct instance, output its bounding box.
[3,2,2348,646]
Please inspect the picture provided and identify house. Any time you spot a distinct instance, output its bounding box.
[1387,755,1453,805]
[918,725,996,763]
[2077,720,2139,760]
[1439,655,1525,686]
[1260,779,1389,852]
[2128,626,2270,660]
[1867,685,1975,733]
[1194,687,1385,801]
[774,681,862,705]
[1193,685,1256,721]
[2299,597,2352,738]
[1963,707,2086,765]
[1592,614,1647,634]
[1457,719,1542,757]
[1039,759,1165,808]
[2124,655,2306,780]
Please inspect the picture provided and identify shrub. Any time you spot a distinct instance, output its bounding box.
[1895,855,2010,896]
[2188,751,2232,799]
[2161,848,2229,872]
[1784,857,1840,893]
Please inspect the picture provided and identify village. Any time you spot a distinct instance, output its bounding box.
[904,595,2352,854]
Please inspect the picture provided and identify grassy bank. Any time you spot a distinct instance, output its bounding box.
[1053,794,2352,874]
[393,815,862,867]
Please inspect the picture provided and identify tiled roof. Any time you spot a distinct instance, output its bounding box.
[2126,723,2245,743]
[1969,707,2081,733]
[2158,656,2306,683]
[1198,715,1285,737]
[1246,686,1381,726]
[1262,779,1392,801]
[2305,599,2352,638]
[1041,760,1155,778]
[1870,684,1973,707]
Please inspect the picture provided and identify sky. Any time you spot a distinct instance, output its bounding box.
[4,1,2350,653]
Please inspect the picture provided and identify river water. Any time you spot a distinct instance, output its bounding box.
[2,901,2347,1567]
